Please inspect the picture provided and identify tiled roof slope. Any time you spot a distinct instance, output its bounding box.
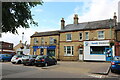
[31,19,120,37]
[31,30,60,37]
[60,19,116,32]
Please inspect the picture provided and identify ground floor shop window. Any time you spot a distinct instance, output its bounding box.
[90,46,109,54]
[47,49,55,56]
[64,46,74,56]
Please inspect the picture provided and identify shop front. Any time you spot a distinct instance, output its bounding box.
[84,40,114,61]
[33,46,56,56]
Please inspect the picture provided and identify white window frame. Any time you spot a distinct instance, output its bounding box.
[79,32,83,41]
[98,31,104,39]
[66,34,72,41]
[85,32,89,40]
[50,37,54,44]
[41,38,44,44]
[64,46,74,56]
[34,38,38,44]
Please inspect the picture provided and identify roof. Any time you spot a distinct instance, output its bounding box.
[60,19,116,32]
[31,30,60,38]
[31,19,119,37]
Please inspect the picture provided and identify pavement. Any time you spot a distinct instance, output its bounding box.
[55,61,111,74]
[1,61,120,78]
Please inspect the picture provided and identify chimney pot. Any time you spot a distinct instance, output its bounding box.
[74,14,79,24]
[61,18,65,30]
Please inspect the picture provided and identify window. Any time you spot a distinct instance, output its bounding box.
[64,46,74,56]
[79,32,83,41]
[90,46,109,54]
[98,31,104,39]
[41,38,44,44]
[50,37,54,44]
[66,34,72,41]
[85,32,89,40]
[34,38,38,44]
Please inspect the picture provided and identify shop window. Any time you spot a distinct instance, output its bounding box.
[98,31,104,39]
[79,32,83,41]
[64,46,74,56]
[85,32,89,40]
[90,46,109,54]
[66,34,72,41]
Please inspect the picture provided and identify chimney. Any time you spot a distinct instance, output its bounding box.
[34,32,38,34]
[74,14,79,24]
[113,12,117,26]
[61,18,65,30]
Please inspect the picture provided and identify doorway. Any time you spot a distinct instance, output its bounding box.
[79,48,83,60]
[105,48,113,61]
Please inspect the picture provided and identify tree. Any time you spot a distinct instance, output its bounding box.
[2,2,43,34]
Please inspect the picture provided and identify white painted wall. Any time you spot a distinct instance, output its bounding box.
[15,46,30,55]
[84,40,115,61]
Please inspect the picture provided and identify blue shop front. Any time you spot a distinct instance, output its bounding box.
[33,46,56,56]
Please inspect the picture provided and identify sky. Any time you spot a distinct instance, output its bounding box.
[1,0,120,46]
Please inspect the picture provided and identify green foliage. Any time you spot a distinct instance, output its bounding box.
[2,2,43,34]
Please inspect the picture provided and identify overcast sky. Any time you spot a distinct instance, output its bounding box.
[1,0,120,46]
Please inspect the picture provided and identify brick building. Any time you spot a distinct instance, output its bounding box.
[0,41,15,55]
[30,13,120,61]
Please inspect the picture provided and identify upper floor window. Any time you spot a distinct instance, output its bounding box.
[79,32,83,41]
[41,38,44,44]
[50,37,54,44]
[34,38,38,44]
[98,31,104,39]
[66,34,72,41]
[85,32,89,40]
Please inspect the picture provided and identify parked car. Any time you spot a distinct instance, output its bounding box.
[35,55,57,67]
[22,55,37,66]
[0,54,12,62]
[111,56,120,73]
[11,55,24,64]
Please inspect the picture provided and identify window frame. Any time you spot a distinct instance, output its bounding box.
[49,37,54,44]
[41,38,44,45]
[85,32,89,40]
[79,32,83,41]
[98,31,104,39]
[64,46,74,56]
[34,38,38,44]
[66,34,72,41]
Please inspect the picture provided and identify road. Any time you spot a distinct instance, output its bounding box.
[0,61,120,79]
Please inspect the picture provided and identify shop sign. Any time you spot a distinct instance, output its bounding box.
[91,42,109,45]
[33,46,56,49]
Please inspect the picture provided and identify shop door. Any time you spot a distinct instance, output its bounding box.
[105,48,113,61]
[79,48,83,60]
[47,49,55,56]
